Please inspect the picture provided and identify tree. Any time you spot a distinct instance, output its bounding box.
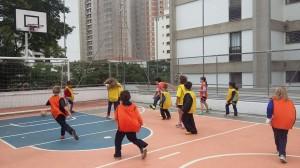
[0,0,73,57]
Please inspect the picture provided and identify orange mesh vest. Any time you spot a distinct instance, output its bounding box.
[271,98,296,130]
[48,96,66,119]
[115,103,143,132]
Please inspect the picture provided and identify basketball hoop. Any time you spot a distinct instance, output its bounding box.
[27,24,44,33]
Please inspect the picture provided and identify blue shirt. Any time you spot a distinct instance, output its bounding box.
[267,99,274,119]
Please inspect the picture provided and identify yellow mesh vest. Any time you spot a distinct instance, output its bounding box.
[161,91,172,109]
[185,90,197,114]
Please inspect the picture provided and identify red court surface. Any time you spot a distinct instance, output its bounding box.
[1,105,299,168]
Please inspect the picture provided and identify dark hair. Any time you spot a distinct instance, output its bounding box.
[184,81,192,90]
[201,76,207,86]
[120,90,131,102]
[67,81,72,85]
[155,77,162,82]
[179,75,187,84]
[229,82,236,88]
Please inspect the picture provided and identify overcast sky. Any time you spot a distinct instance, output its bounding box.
[58,0,80,61]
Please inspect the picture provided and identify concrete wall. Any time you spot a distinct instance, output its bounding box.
[242,30,254,61]
[204,0,229,26]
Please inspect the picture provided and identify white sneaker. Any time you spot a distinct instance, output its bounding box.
[279,155,287,163]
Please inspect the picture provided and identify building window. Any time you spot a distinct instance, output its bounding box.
[167,50,171,53]
[229,0,241,21]
[230,72,242,86]
[286,71,300,83]
[286,0,300,4]
[229,32,242,62]
[166,25,170,29]
[286,31,300,44]
[166,41,170,45]
[166,33,170,37]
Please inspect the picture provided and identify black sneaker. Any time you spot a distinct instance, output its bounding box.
[72,130,79,140]
[140,148,147,159]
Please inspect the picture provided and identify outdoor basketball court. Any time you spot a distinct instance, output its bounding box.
[1,105,299,168]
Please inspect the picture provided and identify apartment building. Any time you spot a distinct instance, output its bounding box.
[170,0,300,87]
[79,0,169,61]
[155,3,171,60]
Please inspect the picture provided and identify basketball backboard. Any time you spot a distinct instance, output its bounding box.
[15,9,47,33]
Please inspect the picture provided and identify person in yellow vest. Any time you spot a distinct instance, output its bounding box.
[159,83,172,120]
[266,87,296,163]
[46,86,79,140]
[225,82,239,117]
[64,81,76,113]
[104,78,123,119]
[176,75,187,128]
[181,81,198,135]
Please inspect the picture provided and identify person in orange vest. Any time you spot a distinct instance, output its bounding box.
[199,76,209,114]
[104,78,123,119]
[181,81,198,135]
[114,90,148,160]
[176,75,187,128]
[64,81,76,113]
[266,86,296,163]
[46,86,79,140]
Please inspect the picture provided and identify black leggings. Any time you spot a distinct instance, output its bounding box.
[273,128,289,156]
[114,130,148,156]
[160,108,171,119]
[55,115,75,136]
[107,101,120,116]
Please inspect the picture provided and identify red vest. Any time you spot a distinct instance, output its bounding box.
[48,96,66,119]
[115,103,143,132]
[271,98,296,130]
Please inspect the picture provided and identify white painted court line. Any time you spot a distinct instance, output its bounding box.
[179,153,300,168]
[18,129,117,149]
[30,126,154,152]
[10,117,79,127]
[0,138,17,149]
[159,152,181,160]
[0,119,112,139]
[95,123,259,168]
[0,114,91,128]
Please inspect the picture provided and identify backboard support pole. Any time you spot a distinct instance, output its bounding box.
[25,32,28,58]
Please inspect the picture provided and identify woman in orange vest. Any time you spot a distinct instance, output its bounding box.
[114,90,148,160]
[266,86,296,163]
[46,86,79,140]
[199,76,209,114]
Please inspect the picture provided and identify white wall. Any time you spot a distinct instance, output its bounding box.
[242,30,253,61]
[271,0,284,21]
[204,33,229,63]
[284,2,300,21]
[176,0,202,30]
[272,72,285,86]
[242,0,253,19]
[204,0,228,26]
[242,73,253,88]
[176,37,203,65]
[186,73,229,87]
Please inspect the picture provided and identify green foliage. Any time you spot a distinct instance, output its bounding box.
[0,0,73,57]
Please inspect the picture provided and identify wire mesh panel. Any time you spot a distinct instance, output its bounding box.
[0,57,69,92]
